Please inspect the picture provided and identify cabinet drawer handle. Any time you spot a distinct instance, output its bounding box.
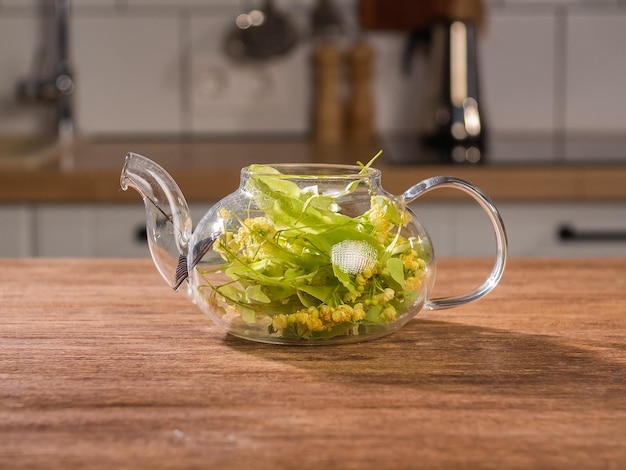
[558,224,626,242]
[135,226,148,243]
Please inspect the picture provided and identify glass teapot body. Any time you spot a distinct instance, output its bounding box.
[121,154,507,345]
[188,164,436,344]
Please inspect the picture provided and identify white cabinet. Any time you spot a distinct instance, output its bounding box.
[453,202,626,257]
[412,202,626,258]
[31,203,211,257]
[1,202,624,258]
[94,205,151,257]
[35,205,97,257]
[409,202,457,258]
[93,204,210,258]
[0,205,34,257]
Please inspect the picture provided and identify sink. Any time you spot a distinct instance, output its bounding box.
[0,136,65,170]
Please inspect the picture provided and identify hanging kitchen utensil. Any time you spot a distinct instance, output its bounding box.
[311,0,345,39]
[225,0,298,62]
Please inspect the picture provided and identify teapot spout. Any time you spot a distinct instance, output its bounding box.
[120,152,192,291]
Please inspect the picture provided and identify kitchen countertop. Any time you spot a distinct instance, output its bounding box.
[1,136,626,203]
[1,258,625,468]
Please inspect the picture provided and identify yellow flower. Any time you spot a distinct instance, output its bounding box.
[352,303,366,321]
[320,305,334,322]
[271,306,329,338]
[405,276,422,291]
[400,210,411,227]
[272,314,289,331]
[401,251,420,271]
[214,232,236,256]
[375,288,395,304]
[382,305,397,321]
[235,216,276,246]
[217,207,231,220]
[331,305,352,323]
[305,311,325,332]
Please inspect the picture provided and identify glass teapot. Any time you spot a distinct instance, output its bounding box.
[121,153,507,345]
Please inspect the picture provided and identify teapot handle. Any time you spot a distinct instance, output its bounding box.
[401,176,508,310]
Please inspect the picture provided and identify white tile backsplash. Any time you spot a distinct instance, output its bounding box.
[480,12,557,132]
[2,0,39,7]
[1,0,626,138]
[73,15,182,134]
[72,0,118,6]
[565,10,626,132]
[369,33,425,134]
[0,16,55,135]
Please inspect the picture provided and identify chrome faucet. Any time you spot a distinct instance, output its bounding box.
[16,0,75,143]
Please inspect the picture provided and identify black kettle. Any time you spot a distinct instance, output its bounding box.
[404,16,486,163]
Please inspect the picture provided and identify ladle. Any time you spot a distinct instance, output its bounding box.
[225,0,298,61]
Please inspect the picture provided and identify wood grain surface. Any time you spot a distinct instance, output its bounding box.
[1,258,625,469]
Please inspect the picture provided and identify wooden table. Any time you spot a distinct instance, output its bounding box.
[1,258,625,468]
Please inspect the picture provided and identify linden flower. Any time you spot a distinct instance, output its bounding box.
[271,314,289,331]
[355,265,377,286]
[352,303,366,321]
[367,196,411,243]
[319,305,334,323]
[271,307,327,338]
[401,251,421,271]
[367,199,390,235]
[406,276,422,291]
[213,231,235,255]
[318,304,365,325]
[329,304,366,324]
[217,207,231,220]
[375,288,395,304]
[235,216,276,246]
[382,305,397,321]
[400,210,411,227]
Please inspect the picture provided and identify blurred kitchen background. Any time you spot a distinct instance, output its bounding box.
[2,0,626,138]
[1,0,626,258]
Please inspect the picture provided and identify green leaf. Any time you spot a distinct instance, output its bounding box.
[332,263,357,294]
[310,322,358,340]
[225,264,291,288]
[386,257,406,289]
[298,284,335,303]
[218,284,244,303]
[307,194,336,212]
[322,223,380,248]
[246,167,353,231]
[238,304,257,324]
[284,267,303,279]
[247,164,300,198]
[246,285,271,304]
[296,290,317,308]
[364,305,384,322]
[247,258,269,272]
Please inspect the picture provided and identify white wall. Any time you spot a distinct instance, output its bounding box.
[1,0,626,137]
